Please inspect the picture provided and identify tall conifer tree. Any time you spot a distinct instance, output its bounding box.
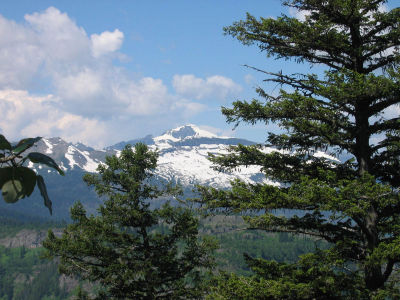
[44,143,215,299]
[198,0,400,298]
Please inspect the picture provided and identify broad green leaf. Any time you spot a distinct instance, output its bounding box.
[0,167,37,198]
[0,135,11,150]
[0,167,15,189]
[0,166,51,214]
[17,167,37,197]
[27,152,65,176]
[37,175,52,215]
[12,137,41,154]
[2,179,24,203]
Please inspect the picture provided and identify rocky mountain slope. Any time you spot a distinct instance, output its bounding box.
[27,124,272,187]
[1,124,337,219]
[1,123,337,219]
[1,125,271,219]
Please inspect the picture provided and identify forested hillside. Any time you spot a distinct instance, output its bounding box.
[0,214,73,300]
[0,213,327,299]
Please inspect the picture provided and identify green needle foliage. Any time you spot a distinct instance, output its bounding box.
[0,135,64,214]
[43,143,216,299]
[197,0,400,299]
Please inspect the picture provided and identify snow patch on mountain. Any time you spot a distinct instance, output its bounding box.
[65,146,79,170]
[42,138,53,154]
[314,150,340,162]
[27,161,37,173]
[154,124,220,143]
[81,151,99,173]
[154,143,273,188]
[59,162,68,171]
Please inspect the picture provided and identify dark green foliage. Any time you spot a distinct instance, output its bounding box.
[199,215,329,275]
[0,215,329,299]
[197,0,400,298]
[43,143,216,299]
[0,209,65,239]
[0,246,69,300]
[214,231,329,275]
[0,135,64,214]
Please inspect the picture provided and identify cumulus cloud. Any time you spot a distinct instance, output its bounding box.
[172,100,206,117]
[0,7,244,147]
[0,90,108,147]
[0,88,206,148]
[382,104,400,120]
[58,68,103,100]
[197,125,234,138]
[0,6,177,117]
[0,6,218,146]
[25,7,92,66]
[172,74,242,100]
[288,7,311,21]
[91,29,124,58]
[0,15,44,89]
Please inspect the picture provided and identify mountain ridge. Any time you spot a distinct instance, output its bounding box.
[26,124,266,188]
[0,124,268,219]
[2,124,337,219]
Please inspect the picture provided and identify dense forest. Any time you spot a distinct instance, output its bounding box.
[0,213,71,299]
[0,213,327,299]
[0,246,69,300]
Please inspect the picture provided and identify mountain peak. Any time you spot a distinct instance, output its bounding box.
[155,124,217,142]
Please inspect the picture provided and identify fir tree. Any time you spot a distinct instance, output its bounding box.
[44,143,215,299]
[197,0,400,298]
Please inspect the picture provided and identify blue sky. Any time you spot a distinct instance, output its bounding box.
[0,1,396,148]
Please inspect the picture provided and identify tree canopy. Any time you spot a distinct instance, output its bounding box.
[43,143,216,299]
[197,0,400,298]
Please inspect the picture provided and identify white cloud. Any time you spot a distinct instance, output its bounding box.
[116,77,172,116]
[198,125,234,138]
[0,16,44,89]
[244,74,255,85]
[172,74,242,100]
[25,7,91,65]
[91,29,124,58]
[0,89,206,148]
[381,104,400,119]
[288,7,311,21]
[0,89,108,148]
[172,100,206,117]
[57,67,103,100]
[0,7,208,146]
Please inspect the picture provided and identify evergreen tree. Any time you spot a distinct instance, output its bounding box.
[197,0,400,298]
[43,143,215,299]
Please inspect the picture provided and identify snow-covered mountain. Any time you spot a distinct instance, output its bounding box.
[28,124,271,188]
[28,137,112,174]
[147,125,271,187]
[4,124,337,219]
